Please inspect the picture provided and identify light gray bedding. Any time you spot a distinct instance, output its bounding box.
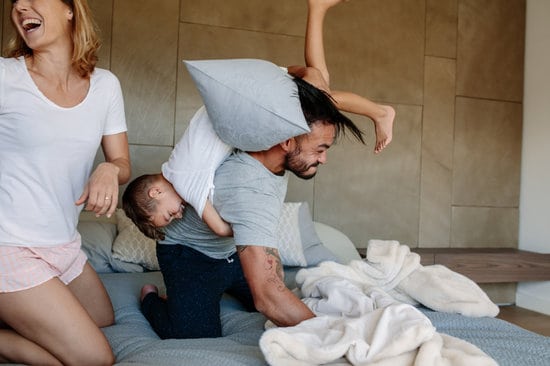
[101,271,266,366]
[100,271,550,366]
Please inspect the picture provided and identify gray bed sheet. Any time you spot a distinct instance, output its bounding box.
[100,271,550,366]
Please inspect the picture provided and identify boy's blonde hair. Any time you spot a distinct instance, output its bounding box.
[6,0,100,78]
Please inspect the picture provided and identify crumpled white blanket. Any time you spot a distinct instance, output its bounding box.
[298,240,499,318]
[260,303,496,366]
[259,240,499,366]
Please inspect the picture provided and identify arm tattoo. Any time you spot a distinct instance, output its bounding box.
[238,245,285,291]
[263,247,285,291]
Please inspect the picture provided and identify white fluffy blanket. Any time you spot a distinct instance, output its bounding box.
[259,240,499,366]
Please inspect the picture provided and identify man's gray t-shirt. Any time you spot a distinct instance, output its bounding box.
[160,151,288,259]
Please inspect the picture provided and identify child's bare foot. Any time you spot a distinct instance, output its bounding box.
[373,105,395,154]
[140,284,159,302]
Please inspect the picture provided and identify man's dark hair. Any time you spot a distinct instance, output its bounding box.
[294,77,365,144]
[122,174,165,240]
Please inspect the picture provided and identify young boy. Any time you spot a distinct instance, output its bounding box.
[122,106,233,240]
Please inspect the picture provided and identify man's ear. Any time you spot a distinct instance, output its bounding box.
[148,187,161,199]
[279,137,296,153]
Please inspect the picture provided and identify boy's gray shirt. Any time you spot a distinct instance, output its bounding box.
[160,151,288,260]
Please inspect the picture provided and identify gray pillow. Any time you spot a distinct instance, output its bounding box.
[184,58,310,151]
[78,220,144,273]
[78,221,117,273]
[277,202,339,267]
[297,202,340,265]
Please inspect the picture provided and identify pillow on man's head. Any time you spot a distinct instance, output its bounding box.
[184,59,310,151]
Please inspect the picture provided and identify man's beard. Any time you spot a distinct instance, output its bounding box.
[284,147,318,180]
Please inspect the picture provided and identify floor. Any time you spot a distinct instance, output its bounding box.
[497,305,550,336]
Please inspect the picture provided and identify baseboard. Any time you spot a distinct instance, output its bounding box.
[516,282,550,316]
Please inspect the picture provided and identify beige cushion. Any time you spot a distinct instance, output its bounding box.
[112,209,159,270]
[277,202,338,266]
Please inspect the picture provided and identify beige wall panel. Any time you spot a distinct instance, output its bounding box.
[2,0,15,54]
[111,0,179,146]
[180,0,306,37]
[314,105,422,248]
[453,97,522,207]
[456,0,525,102]
[126,145,173,180]
[451,207,518,248]
[324,0,425,105]
[89,0,113,69]
[419,158,452,247]
[0,0,3,52]
[176,22,303,140]
[419,57,456,247]
[480,283,516,304]
[425,0,457,58]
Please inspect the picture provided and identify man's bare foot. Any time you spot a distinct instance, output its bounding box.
[373,105,395,154]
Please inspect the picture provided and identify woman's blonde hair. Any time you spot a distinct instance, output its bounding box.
[6,0,101,78]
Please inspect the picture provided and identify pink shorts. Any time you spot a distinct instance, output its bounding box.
[0,238,88,293]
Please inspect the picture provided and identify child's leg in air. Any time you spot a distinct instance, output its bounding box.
[306,0,395,154]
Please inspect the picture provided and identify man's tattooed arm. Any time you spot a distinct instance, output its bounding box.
[237,245,285,291]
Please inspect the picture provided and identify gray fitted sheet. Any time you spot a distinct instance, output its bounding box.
[100,271,550,366]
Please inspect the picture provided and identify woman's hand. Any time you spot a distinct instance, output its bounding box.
[75,162,120,218]
[76,132,131,217]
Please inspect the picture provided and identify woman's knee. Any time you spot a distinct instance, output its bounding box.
[64,344,114,366]
[95,308,115,328]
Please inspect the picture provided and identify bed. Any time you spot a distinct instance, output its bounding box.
[73,210,550,366]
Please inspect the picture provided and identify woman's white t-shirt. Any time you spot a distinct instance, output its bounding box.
[0,56,127,247]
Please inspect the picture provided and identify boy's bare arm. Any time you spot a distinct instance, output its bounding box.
[202,201,233,237]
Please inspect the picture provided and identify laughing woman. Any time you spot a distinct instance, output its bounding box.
[0,0,130,364]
